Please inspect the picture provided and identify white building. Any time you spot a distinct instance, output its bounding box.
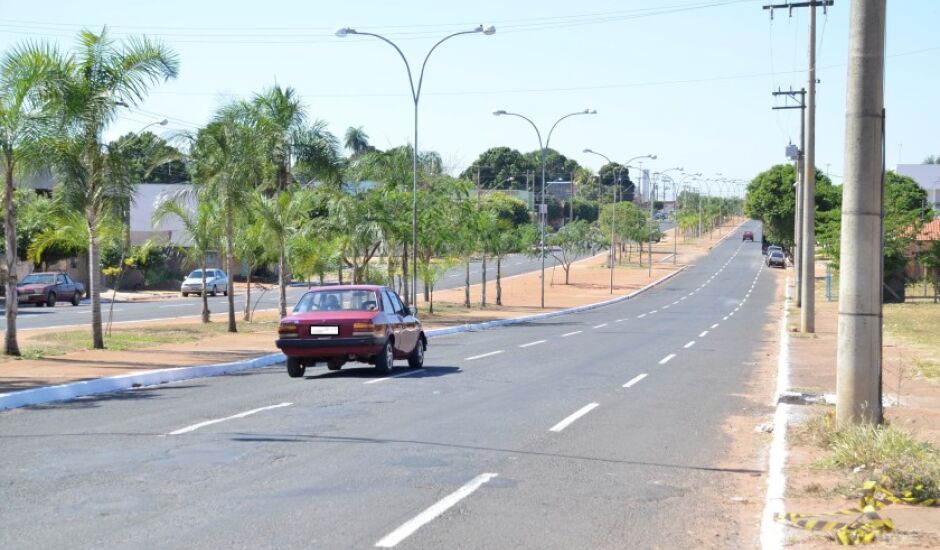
[896,164,940,209]
[131,183,196,246]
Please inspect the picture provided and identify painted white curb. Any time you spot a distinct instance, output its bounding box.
[1,224,749,411]
[0,352,285,411]
[760,276,792,549]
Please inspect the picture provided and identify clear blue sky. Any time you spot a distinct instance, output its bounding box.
[1,0,937,190]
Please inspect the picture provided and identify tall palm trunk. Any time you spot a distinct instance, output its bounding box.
[4,157,20,356]
[88,215,104,349]
[225,201,237,332]
[201,262,210,323]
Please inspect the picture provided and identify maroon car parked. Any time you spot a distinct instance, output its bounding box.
[275,285,426,378]
[15,272,85,307]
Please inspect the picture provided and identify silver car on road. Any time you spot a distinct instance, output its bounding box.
[181,269,229,297]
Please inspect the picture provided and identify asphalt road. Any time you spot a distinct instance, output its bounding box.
[0,221,775,549]
[0,252,574,332]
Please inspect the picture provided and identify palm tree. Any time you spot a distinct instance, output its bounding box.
[0,41,63,356]
[153,193,219,323]
[344,126,372,157]
[250,185,315,317]
[231,86,341,314]
[46,28,178,349]
[188,115,261,332]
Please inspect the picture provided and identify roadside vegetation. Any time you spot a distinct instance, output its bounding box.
[795,409,940,500]
[0,28,741,358]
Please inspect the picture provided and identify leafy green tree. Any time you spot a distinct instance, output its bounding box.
[923,155,939,164]
[344,126,375,158]
[460,146,535,189]
[744,164,797,247]
[548,220,601,284]
[0,41,64,355]
[110,131,188,184]
[45,28,178,349]
[523,148,581,182]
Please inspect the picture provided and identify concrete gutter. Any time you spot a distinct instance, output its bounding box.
[0,227,742,411]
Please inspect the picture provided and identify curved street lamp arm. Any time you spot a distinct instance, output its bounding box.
[546,110,592,150]
[500,111,544,152]
[350,31,418,103]
[416,28,484,102]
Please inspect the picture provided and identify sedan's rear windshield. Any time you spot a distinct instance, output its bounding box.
[21,274,55,285]
[294,290,380,313]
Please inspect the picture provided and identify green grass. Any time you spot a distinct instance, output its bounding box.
[795,410,940,500]
[14,319,278,361]
[884,302,940,379]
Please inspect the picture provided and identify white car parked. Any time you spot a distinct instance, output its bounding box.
[181,269,229,297]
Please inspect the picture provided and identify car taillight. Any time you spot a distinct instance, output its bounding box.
[352,322,374,336]
[278,323,299,336]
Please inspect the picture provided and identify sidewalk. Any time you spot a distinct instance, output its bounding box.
[0,219,745,397]
[775,268,940,547]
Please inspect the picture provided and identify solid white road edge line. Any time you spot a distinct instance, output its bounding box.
[519,339,547,348]
[623,373,648,388]
[549,402,599,432]
[658,353,676,365]
[375,472,499,548]
[166,402,292,435]
[683,341,696,349]
[561,330,582,337]
[760,277,791,550]
[465,350,504,361]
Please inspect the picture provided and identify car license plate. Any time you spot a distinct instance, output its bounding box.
[310,326,339,336]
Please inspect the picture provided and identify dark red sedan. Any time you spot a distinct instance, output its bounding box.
[14,272,84,307]
[275,285,426,378]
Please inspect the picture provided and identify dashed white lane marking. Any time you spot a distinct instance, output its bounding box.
[519,339,546,348]
[680,296,687,301]
[375,473,499,548]
[549,403,600,432]
[623,373,648,388]
[671,300,680,305]
[364,370,426,384]
[723,315,729,321]
[638,313,647,319]
[592,323,608,329]
[699,330,709,338]
[684,340,696,349]
[711,323,719,329]
[465,350,504,361]
[650,310,658,314]
[658,353,676,365]
[561,330,582,337]
[662,305,670,310]
[166,402,293,435]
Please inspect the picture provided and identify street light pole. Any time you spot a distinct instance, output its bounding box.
[584,150,655,293]
[494,109,597,308]
[337,24,495,308]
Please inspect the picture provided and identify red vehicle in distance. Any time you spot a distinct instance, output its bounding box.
[742,230,754,242]
[275,285,426,378]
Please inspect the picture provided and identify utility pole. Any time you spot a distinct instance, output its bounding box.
[836,0,885,426]
[773,87,806,307]
[763,0,832,333]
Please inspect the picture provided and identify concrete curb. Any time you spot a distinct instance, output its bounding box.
[0,237,714,412]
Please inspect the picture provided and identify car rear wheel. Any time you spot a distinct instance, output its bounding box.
[374,339,394,374]
[182,292,189,297]
[71,292,81,306]
[46,292,56,307]
[327,358,345,371]
[286,357,306,378]
[407,338,425,368]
